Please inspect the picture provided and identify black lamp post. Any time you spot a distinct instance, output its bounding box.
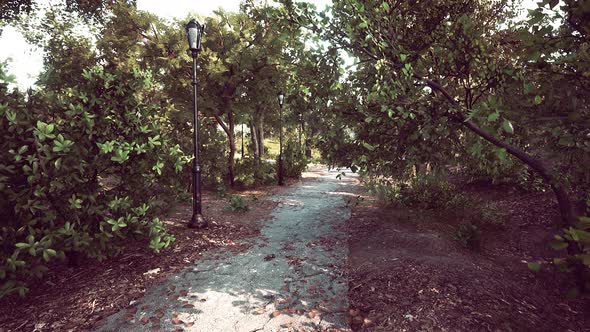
[277,91,285,186]
[186,19,207,229]
[299,113,303,150]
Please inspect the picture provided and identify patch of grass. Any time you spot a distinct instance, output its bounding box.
[265,138,280,158]
[226,195,249,212]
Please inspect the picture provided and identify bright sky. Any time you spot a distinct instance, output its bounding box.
[0,0,535,90]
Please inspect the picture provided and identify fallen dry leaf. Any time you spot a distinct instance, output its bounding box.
[272,310,281,317]
[182,304,194,309]
[155,309,165,318]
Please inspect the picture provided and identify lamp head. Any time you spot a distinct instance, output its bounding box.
[186,19,204,52]
[278,91,284,106]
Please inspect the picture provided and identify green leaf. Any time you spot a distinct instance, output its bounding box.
[496,148,507,161]
[571,228,590,243]
[487,112,500,122]
[362,142,376,151]
[534,95,542,105]
[527,261,542,272]
[502,119,514,134]
[399,53,407,62]
[576,217,590,230]
[550,241,568,250]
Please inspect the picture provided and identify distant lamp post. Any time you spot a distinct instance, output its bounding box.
[186,19,207,229]
[277,91,285,186]
[241,123,245,159]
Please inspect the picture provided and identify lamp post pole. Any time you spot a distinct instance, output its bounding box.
[241,123,245,159]
[278,91,285,186]
[299,113,303,151]
[186,19,206,229]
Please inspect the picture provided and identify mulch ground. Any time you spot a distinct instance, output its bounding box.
[347,185,590,331]
[0,179,303,332]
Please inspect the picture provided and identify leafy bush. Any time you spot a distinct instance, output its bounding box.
[475,203,507,229]
[235,158,276,186]
[453,223,481,249]
[0,64,180,298]
[398,175,470,210]
[226,195,249,212]
[278,137,308,179]
[531,194,590,296]
[199,117,229,187]
[366,174,471,212]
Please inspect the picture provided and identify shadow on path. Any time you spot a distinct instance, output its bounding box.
[95,168,358,332]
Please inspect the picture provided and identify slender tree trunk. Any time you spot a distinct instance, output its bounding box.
[250,119,259,162]
[227,111,236,187]
[257,113,265,159]
[241,123,244,159]
[305,126,315,158]
[214,97,237,187]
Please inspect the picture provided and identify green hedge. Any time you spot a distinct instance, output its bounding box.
[0,64,182,298]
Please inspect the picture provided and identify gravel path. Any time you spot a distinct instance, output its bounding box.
[95,168,357,332]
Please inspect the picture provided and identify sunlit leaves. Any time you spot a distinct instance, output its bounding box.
[502,120,514,134]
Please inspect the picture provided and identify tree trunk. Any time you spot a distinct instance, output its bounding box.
[250,119,259,162]
[214,97,236,188]
[305,126,315,158]
[257,113,265,159]
[227,111,236,187]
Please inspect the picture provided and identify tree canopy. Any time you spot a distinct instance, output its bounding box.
[0,0,589,297]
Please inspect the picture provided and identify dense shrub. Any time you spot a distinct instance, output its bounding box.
[278,137,308,179]
[199,118,229,188]
[235,158,276,186]
[366,174,470,212]
[226,195,249,212]
[452,223,481,249]
[0,64,181,298]
[532,194,590,295]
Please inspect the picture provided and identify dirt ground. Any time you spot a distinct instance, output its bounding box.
[0,179,302,332]
[347,184,590,331]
